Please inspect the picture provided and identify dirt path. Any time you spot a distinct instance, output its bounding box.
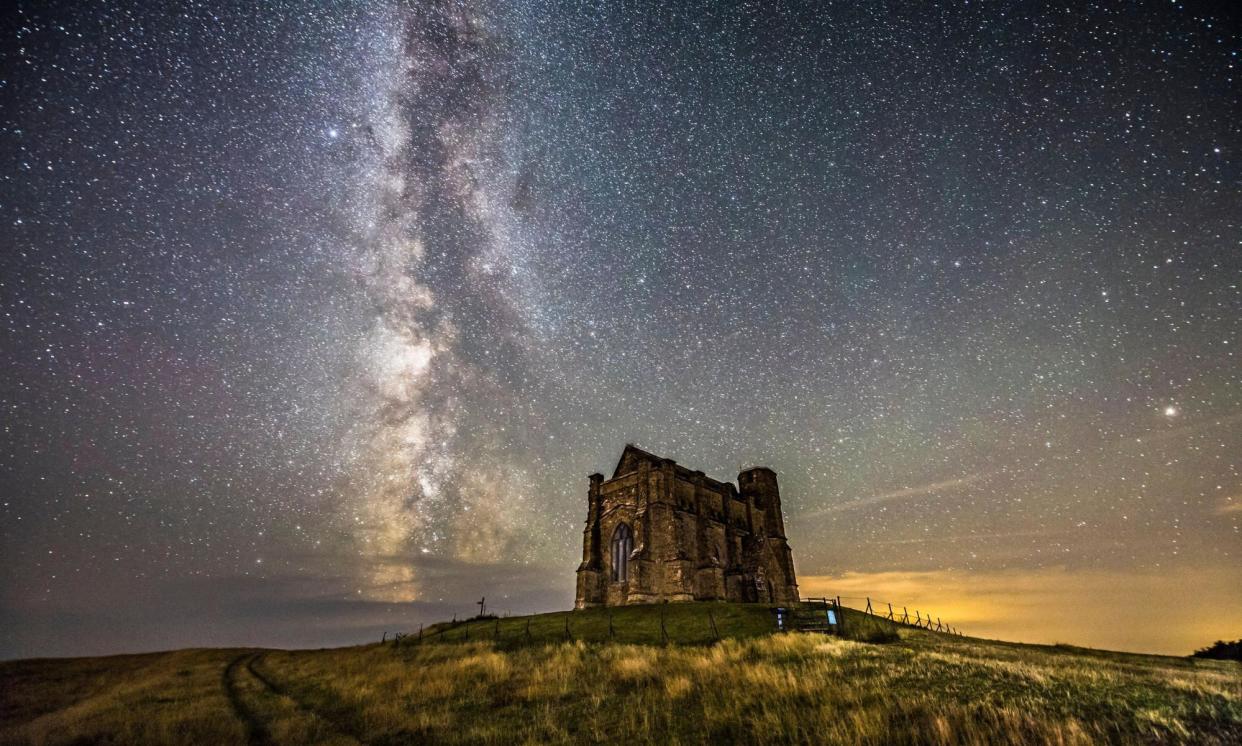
[223,652,361,746]
[223,653,272,746]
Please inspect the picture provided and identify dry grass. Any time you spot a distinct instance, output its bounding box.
[2,605,1239,745]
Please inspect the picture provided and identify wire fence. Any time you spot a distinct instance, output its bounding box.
[383,606,754,649]
[833,595,963,636]
[381,595,963,649]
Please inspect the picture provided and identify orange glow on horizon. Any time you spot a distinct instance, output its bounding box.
[799,565,1242,656]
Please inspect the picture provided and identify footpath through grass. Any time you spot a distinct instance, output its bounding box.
[2,603,1239,745]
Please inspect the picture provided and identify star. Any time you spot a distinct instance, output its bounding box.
[1,0,1237,659]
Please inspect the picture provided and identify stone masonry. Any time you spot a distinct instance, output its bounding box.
[575,445,799,607]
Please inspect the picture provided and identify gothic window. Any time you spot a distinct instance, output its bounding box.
[610,523,633,582]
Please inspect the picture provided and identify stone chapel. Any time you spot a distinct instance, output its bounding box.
[575,445,799,607]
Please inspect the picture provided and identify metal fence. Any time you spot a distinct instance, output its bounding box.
[382,595,963,649]
[385,606,739,649]
[836,594,963,636]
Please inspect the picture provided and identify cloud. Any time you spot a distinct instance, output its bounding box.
[862,528,1067,546]
[0,557,573,660]
[806,472,993,516]
[1217,498,1242,515]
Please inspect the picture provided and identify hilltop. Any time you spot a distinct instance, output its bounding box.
[2,602,1239,745]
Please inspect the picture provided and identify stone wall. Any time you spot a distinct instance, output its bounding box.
[575,446,799,608]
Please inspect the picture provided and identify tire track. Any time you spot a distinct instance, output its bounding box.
[223,653,272,746]
[224,652,362,745]
[244,653,364,745]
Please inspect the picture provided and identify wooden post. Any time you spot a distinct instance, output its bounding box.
[494,618,500,641]
[936,617,942,632]
[382,631,387,643]
[464,622,470,641]
[660,605,669,644]
[608,611,615,640]
[418,623,423,643]
[708,610,720,641]
[865,597,873,615]
[525,617,532,641]
[478,597,487,617]
[835,596,845,636]
[914,610,921,627]
[564,614,572,641]
[887,602,894,621]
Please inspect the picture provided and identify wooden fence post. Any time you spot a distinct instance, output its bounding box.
[708,610,720,641]
[835,596,845,636]
[660,605,669,644]
[525,617,532,641]
[418,623,423,643]
[865,597,873,615]
[564,614,572,641]
[902,606,909,624]
[495,618,500,641]
[887,603,894,621]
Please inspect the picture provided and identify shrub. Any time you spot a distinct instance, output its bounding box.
[1192,640,1242,661]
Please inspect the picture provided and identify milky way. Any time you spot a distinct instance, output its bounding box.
[2,1,1239,657]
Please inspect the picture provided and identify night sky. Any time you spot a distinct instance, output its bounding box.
[3,1,1239,659]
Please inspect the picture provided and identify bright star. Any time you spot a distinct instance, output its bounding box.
[1163,406,1178,417]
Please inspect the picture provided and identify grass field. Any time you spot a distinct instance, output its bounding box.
[2,602,1239,745]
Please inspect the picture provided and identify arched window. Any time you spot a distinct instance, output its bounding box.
[610,523,633,582]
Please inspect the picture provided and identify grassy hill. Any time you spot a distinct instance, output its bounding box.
[2,602,1239,745]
